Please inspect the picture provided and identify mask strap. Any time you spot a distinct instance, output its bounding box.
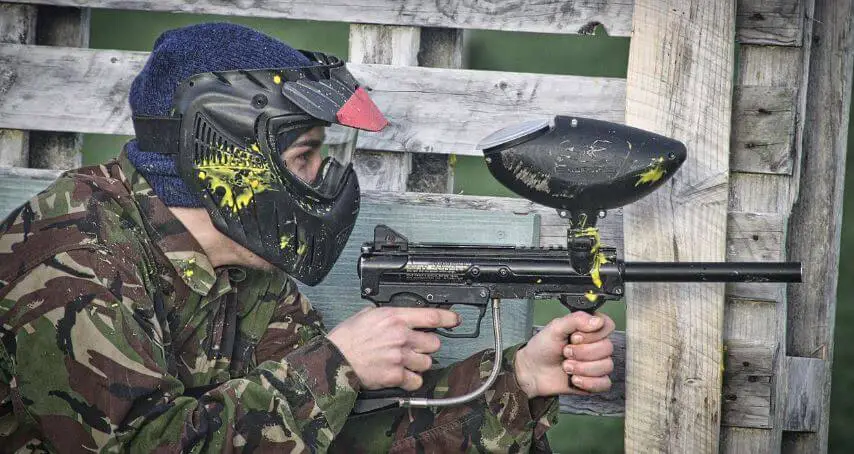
[132,116,182,154]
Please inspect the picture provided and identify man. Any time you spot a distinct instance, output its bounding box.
[0,23,615,453]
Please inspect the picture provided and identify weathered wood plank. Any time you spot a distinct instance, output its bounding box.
[737,0,804,45]
[721,341,775,429]
[0,3,36,168]
[9,0,635,36]
[783,356,826,432]
[729,172,791,213]
[0,44,626,156]
[623,1,735,452]
[784,0,854,451]
[29,5,90,170]
[731,86,796,174]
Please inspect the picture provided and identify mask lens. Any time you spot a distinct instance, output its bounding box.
[276,123,358,197]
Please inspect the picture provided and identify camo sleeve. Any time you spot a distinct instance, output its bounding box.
[0,248,359,453]
[255,289,327,365]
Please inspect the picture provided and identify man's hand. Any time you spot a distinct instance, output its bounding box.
[514,311,615,399]
[327,307,460,391]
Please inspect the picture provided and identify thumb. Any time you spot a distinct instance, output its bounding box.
[547,314,584,340]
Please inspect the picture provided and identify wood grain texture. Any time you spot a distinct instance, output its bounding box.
[0,44,626,156]
[783,356,825,432]
[784,0,854,451]
[623,2,735,452]
[8,0,635,36]
[730,86,796,174]
[30,4,90,170]
[737,0,804,45]
[721,341,775,429]
[0,4,35,167]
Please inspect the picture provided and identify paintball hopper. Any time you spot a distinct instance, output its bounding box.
[477,116,686,223]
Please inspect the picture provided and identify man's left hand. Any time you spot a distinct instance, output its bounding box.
[513,311,616,399]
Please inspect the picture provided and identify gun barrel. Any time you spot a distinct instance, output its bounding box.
[622,262,802,283]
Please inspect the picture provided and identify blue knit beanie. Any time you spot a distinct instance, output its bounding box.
[128,23,314,207]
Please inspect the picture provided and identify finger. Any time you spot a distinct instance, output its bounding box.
[569,315,616,344]
[544,314,584,340]
[564,338,614,361]
[563,357,614,378]
[403,350,433,373]
[407,330,442,354]
[400,369,424,392]
[393,308,461,329]
[570,374,611,393]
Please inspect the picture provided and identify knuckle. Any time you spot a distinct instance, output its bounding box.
[385,369,405,387]
[605,358,615,374]
[426,310,441,326]
[388,350,404,366]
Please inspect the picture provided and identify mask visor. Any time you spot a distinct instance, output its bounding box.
[277,123,358,198]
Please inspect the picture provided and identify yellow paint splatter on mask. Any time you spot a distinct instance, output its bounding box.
[280,234,292,250]
[297,242,308,256]
[195,143,276,213]
[273,74,282,85]
[635,157,667,187]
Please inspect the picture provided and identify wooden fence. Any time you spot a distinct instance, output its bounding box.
[0,1,851,452]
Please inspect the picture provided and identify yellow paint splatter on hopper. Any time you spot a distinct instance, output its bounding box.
[635,157,667,187]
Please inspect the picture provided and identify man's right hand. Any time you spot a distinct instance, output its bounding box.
[326,307,461,391]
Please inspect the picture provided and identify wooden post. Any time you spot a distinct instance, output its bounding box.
[348,24,418,192]
[29,5,89,169]
[623,2,735,452]
[784,0,854,452]
[406,27,463,193]
[348,25,461,193]
[0,4,36,167]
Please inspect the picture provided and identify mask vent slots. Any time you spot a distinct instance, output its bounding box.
[193,113,235,206]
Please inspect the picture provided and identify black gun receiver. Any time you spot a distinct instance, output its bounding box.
[355,116,801,411]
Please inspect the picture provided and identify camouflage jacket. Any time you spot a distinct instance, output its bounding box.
[0,150,558,453]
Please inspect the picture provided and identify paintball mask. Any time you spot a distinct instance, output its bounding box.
[133,51,388,285]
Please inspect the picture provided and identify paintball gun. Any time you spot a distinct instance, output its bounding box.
[354,116,801,411]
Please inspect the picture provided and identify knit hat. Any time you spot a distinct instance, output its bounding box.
[127,23,314,207]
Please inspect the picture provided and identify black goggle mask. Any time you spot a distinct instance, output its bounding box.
[132,51,387,285]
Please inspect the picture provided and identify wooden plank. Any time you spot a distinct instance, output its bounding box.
[729,172,791,213]
[783,357,826,432]
[721,341,775,429]
[0,3,36,168]
[29,5,90,170]
[8,0,635,36]
[622,2,735,452]
[730,86,796,174]
[737,0,804,45]
[784,0,854,451]
[0,44,626,156]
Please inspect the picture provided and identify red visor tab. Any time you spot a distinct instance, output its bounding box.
[336,87,389,132]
